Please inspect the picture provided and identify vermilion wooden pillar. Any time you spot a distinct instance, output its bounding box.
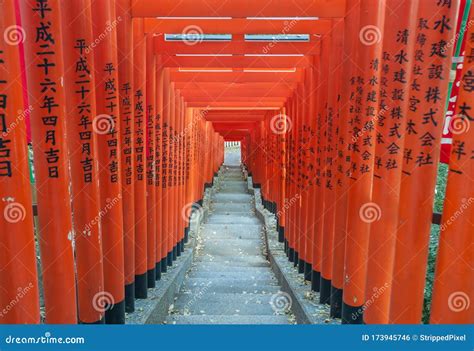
[169,85,177,262]
[331,0,360,319]
[311,42,328,293]
[389,0,458,324]
[161,69,170,270]
[363,0,417,324]
[155,58,165,278]
[430,7,473,324]
[0,0,40,324]
[20,0,78,324]
[91,0,125,324]
[61,0,105,324]
[132,18,148,298]
[115,0,136,313]
[320,26,343,305]
[145,33,156,288]
[342,0,385,324]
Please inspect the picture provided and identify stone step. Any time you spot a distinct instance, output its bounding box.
[183,277,278,288]
[173,293,278,309]
[210,203,253,212]
[188,270,274,280]
[212,193,253,203]
[207,216,261,225]
[189,261,270,269]
[187,265,271,274]
[181,284,281,295]
[194,256,269,265]
[166,315,289,325]
[172,299,279,316]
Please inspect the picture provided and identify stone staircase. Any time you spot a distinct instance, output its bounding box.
[166,164,292,324]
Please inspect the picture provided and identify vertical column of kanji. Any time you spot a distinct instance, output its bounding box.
[363,0,417,324]
[262,114,268,209]
[161,68,170,271]
[286,98,295,261]
[207,121,213,185]
[91,0,125,324]
[19,0,77,324]
[115,0,135,313]
[132,18,147,298]
[178,95,185,255]
[430,16,473,323]
[389,1,457,324]
[183,107,193,244]
[0,0,40,324]
[145,33,156,288]
[296,82,307,274]
[155,58,164,278]
[286,97,295,262]
[342,0,385,324]
[269,112,275,214]
[195,114,201,194]
[301,66,314,282]
[272,114,280,225]
[321,22,344,305]
[267,112,273,210]
[170,87,178,261]
[60,0,104,324]
[166,80,175,266]
[179,98,187,253]
[331,0,360,318]
[295,90,305,270]
[256,121,263,188]
[277,107,288,243]
[311,42,329,293]
[293,93,301,268]
[265,113,272,210]
[303,57,318,283]
[299,87,307,272]
[175,94,183,256]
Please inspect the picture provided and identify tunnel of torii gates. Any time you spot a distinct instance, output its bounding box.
[0,0,472,326]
